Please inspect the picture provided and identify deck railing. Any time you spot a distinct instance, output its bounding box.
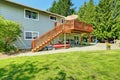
[63,20,93,33]
[74,20,93,32]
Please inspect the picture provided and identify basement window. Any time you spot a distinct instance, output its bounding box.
[24,31,39,40]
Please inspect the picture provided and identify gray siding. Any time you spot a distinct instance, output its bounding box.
[0,1,64,49]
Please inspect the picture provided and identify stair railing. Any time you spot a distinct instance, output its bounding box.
[31,22,64,50]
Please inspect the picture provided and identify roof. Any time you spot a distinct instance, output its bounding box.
[65,15,78,20]
[4,0,65,18]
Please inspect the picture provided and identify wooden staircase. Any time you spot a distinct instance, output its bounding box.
[31,23,64,52]
[31,20,94,52]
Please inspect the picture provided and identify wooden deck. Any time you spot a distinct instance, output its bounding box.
[31,20,94,52]
[63,20,93,33]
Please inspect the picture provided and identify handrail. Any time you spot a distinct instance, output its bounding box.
[32,22,64,49]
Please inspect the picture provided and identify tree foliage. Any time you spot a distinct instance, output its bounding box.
[48,0,75,16]
[0,16,21,53]
[78,0,96,24]
[94,0,120,40]
[77,0,120,40]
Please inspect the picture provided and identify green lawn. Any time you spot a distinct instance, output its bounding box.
[0,50,120,80]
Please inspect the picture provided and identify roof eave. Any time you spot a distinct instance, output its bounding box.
[5,0,65,18]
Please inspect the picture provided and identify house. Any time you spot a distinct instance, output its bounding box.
[0,0,93,52]
[0,0,65,49]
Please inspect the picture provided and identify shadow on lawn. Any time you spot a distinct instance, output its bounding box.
[0,60,52,80]
[0,60,70,80]
[47,69,75,80]
[48,70,67,80]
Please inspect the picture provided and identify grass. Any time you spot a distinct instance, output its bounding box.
[0,50,120,80]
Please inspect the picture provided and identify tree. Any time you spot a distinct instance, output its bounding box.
[77,0,120,40]
[78,0,96,24]
[0,16,21,53]
[114,0,120,39]
[48,0,76,16]
[47,0,57,14]
[77,0,96,40]
[94,0,120,40]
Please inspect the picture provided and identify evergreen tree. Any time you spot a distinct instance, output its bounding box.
[77,0,120,40]
[48,0,57,14]
[48,0,75,16]
[94,0,120,40]
[78,0,96,24]
[115,0,120,39]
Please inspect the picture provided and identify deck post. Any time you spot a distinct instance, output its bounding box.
[87,33,91,43]
[58,35,60,42]
[64,33,66,48]
[80,33,82,46]
[69,33,72,46]
[31,39,36,49]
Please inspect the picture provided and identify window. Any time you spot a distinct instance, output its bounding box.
[24,31,39,40]
[49,16,56,21]
[25,32,32,39]
[61,19,64,23]
[24,9,39,20]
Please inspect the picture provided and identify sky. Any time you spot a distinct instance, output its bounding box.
[13,0,99,11]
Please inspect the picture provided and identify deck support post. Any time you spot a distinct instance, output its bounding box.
[58,35,60,42]
[87,33,91,43]
[31,39,36,49]
[64,33,66,48]
[69,33,72,46]
[80,33,82,46]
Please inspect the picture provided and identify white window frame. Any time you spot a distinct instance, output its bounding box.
[24,9,39,21]
[49,15,57,21]
[24,31,39,40]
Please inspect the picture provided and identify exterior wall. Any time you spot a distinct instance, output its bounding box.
[0,1,64,49]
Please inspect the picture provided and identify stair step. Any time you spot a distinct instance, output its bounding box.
[39,44,42,47]
[52,36,55,38]
[42,42,45,44]
[32,49,34,52]
[48,39,50,40]
[36,46,40,49]
[45,41,48,43]
[32,48,37,52]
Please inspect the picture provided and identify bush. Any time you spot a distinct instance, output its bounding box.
[0,16,21,54]
[106,43,111,50]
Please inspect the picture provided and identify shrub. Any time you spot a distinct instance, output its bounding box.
[0,16,21,53]
[106,43,111,50]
